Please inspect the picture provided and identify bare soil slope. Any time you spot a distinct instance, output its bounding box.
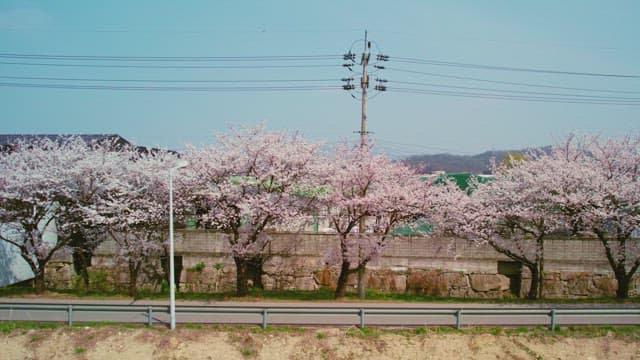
[2,326,639,360]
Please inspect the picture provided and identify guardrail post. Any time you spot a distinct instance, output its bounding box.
[359,308,365,329]
[455,309,462,330]
[67,305,73,327]
[147,306,153,327]
[262,308,268,329]
[550,309,557,331]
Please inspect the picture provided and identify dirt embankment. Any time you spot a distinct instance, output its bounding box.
[1,326,639,360]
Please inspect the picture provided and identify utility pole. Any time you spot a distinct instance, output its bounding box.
[341,31,388,299]
[358,31,371,300]
[360,30,371,148]
[341,30,387,145]
[358,30,371,236]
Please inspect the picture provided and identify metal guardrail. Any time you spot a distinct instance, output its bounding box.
[1,303,638,331]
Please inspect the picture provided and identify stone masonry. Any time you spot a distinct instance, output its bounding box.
[47,230,639,298]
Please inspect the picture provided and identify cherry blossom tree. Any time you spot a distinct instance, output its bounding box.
[180,126,321,296]
[434,150,574,299]
[436,134,640,299]
[554,134,640,298]
[319,144,432,299]
[0,137,125,293]
[492,134,640,299]
[95,148,179,296]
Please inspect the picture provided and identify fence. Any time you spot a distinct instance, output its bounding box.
[1,303,639,331]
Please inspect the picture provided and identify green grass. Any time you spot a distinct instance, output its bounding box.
[184,323,207,330]
[346,326,381,338]
[553,325,640,339]
[345,325,640,339]
[250,325,305,334]
[2,284,639,305]
[240,348,256,358]
[1,319,639,340]
[1,321,60,333]
[356,289,640,304]
[211,324,250,332]
[413,326,427,335]
[71,321,117,327]
[0,321,151,334]
[0,284,38,297]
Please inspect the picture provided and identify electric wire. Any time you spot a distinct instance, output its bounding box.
[0,75,340,84]
[0,82,343,92]
[386,67,640,94]
[0,53,342,61]
[391,56,640,78]
[376,139,476,155]
[0,61,338,69]
[388,80,640,101]
[2,51,638,105]
[391,87,640,106]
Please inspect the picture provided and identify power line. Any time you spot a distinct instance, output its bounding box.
[0,82,343,92]
[388,80,640,101]
[0,75,340,84]
[0,53,342,62]
[386,67,640,94]
[376,139,476,155]
[391,56,640,78]
[0,61,338,69]
[391,87,640,106]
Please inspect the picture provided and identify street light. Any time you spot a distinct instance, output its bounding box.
[169,160,188,330]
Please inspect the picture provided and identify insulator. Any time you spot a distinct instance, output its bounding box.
[343,85,355,90]
[375,78,388,83]
[343,53,356,61]
[375,85,387,91]
[376,54,389,61]
[341,77,354,82]
[374,65,385,70]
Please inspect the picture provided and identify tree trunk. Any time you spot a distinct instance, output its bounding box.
[614,271,630,299]
[248,257,264,290]
[70,232,95,290]
[527,265,539,300]
[536,266,544,300]
[72,248,92,289]
[33,270,46,294]
[234,257,250,297]
[128,261,140,297]
[597,235,637,300]
[357,264,367,299]
[335,260,352,299]
[537,238,545,299]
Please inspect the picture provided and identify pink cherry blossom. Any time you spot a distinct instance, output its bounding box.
[318,143,434,298]
[179,126,321,296]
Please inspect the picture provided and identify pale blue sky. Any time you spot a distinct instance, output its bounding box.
[1,1,638,155]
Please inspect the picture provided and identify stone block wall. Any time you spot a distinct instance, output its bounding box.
[45,230,639,298]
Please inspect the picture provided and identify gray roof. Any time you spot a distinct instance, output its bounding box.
[0,134,132,147]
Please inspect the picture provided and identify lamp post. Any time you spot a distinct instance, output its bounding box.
[169,160,188,330]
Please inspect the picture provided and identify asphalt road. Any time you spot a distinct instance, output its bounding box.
[1,297,639,329]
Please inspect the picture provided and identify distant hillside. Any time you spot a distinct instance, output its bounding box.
[404,150,517,174]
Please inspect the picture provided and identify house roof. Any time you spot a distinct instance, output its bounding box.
[0,134,132,147]
[0,134,177,155]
